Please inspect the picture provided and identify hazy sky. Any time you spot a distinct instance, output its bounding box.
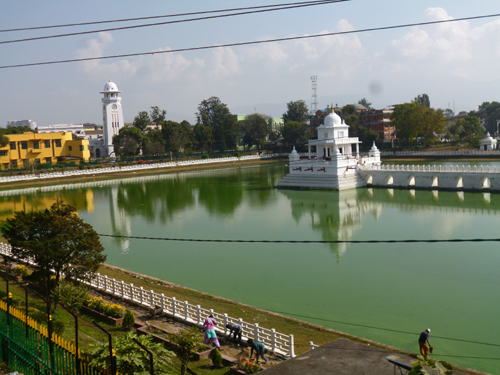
[1,1,500,127]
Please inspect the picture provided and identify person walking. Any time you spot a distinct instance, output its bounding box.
[247,339,268,363]
[203,314,220,348]
[418,328,432,360]
[226,322,242,343]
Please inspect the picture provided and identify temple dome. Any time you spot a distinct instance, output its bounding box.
[323,110,342,128]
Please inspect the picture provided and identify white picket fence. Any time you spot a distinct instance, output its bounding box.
[0,242,295,357]
[0,153,288,185]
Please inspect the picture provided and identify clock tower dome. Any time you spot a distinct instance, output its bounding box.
[101,80,124,157]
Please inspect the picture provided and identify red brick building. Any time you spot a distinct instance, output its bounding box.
[358,109,396,143]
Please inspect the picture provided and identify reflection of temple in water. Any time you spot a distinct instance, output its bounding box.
[280,189,383,260]
[280,187,500,261]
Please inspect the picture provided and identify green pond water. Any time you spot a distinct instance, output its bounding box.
[3,162,500,374]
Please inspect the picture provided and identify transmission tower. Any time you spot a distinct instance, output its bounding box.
[310,75,318,115]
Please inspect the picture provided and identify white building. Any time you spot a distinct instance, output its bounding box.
[37,123,85,137]
[276,108,381,190]
[88,80,125,158]
[6,119,37,130]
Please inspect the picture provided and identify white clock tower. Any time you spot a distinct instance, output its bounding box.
[101,80,124,157]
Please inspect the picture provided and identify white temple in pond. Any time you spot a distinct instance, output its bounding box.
[276,108,381,190]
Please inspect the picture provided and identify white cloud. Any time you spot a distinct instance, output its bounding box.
[206,47,241,77]
[391,8,500,80]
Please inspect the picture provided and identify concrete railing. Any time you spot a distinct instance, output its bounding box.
[0,153,288,185]
[0,242,295,357]
[380,150,500,156]
[362,164,500,174]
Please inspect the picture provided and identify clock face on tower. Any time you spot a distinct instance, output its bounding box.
[111,104,117,110]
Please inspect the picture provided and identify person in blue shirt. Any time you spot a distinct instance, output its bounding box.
[418,328,432,360]
[247,339,267,363]
[226,322,242,343]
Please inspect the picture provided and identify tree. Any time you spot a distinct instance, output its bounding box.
[457,116,484,142]
[391,102,446,145]
[113,127,144,156]
[88,332,175,375]
[391,102,419,143]
[132,111,150,133]
[242,114,269,151]
[193,123,212,151]
[358,98,372,109]
[473,101,500,134]
[196,97,237,150]
[150,106,167,126]
[281,121,311,146]
[1,198,106,309]
[414,94,430,108]
[357,126,378,150]
[143,129,165,155]
[341,104,359,135]
[162,120,192,156]
[169,327,204,375]
[282,100,309,123]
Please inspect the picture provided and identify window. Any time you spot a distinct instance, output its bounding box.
[68,146,73,151]
[11,161,17,168]
[0,151,7,156]
[33,141,39,149]
[23,159,29,167]
[45,157,52,164]
[21,141,28,150]
[56,157,63,162]
[339,131,344,138]
[55,140,61,147]
[324,132,328,138]
[35,158,41,164]
[80,145,85,151]
[44,140,51,148]
[10,142,16,150]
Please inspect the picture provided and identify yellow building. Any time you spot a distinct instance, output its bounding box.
[0,132,90,169]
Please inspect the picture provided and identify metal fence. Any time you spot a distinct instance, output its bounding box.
[0,299,108,375]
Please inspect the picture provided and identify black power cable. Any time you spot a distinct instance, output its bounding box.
[0,1,345,45]
[0,0,341,33]
[1,13,499,69]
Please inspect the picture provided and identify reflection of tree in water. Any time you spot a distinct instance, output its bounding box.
[115,178,195,224]
[244,165,286,207]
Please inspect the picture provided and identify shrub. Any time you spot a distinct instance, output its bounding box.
[209,348,223,367]
[169,327,204,375]
[122,308,135,329]
[12,264,28,277]
[86,296,126,318]
[201,154,209,159]
[28,308,47,323]
[52,280,89,314]
[52,320,65,336]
